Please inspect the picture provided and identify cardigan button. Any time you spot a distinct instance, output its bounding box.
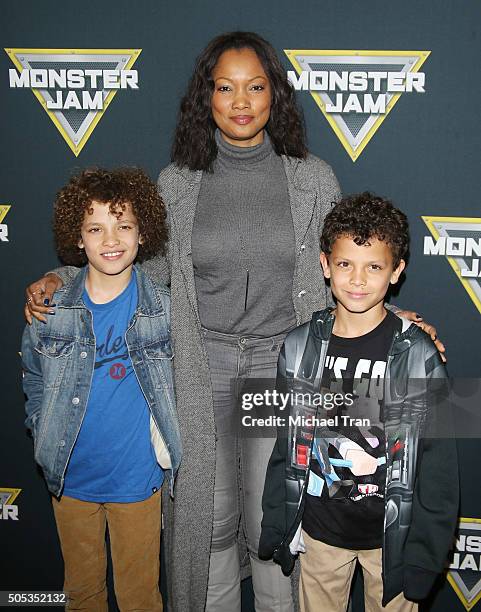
[298,290,307,298]
[80,351,87,359]
[72,397,80,405]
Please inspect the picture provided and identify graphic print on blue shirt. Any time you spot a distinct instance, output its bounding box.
[63,271,163,502]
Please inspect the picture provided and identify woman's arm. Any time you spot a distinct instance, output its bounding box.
[24,268,74,324]
[25,252,170,324]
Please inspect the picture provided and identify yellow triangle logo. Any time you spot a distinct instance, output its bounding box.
[446,517,481,610]
[0,488,21,505]
[422,216,481,315]
[0,204,11,224]
[5,48,141,156]
[285,50,430,161]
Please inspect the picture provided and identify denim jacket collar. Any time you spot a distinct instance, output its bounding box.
[59,264,165,317]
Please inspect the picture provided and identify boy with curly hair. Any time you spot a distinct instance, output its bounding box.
[21,168,181,611]
[259,193,458,611]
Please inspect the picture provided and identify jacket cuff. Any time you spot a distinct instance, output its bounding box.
[273,544,296,576]
[403,565,438,600]
[258,528,280,561]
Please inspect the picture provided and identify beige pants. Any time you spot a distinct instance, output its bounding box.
[52,491,163,612]
[299,531,417,612]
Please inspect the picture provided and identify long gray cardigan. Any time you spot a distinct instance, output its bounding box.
[55,154,340,611]
[143,154,341,612]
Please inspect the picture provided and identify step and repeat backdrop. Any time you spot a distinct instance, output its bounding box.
[1,1,480,610]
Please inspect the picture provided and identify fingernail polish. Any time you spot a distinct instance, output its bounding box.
[44,298,50,306]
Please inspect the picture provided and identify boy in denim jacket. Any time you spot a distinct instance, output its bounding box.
[22,168,181,611]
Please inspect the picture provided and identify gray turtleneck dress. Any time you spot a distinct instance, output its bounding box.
[190,132,304,612]
[192,131,297,337]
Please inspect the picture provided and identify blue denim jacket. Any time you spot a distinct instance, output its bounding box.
[21,265,182,498]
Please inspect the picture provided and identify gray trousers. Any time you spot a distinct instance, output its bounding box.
[202,328,294,612]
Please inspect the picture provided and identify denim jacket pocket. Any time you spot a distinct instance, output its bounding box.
[144,338,174,360]
[140,338,175,412]
[35,336,75,359]
[34,336,75,391]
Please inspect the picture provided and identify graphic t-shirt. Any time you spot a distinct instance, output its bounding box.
[303,309,402,549]
[63,271,163,502]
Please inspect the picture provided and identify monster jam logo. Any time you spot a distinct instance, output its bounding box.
[423,217,481,315]
[447,518,481,610]
[285,50,429,161]
[5,48,141,156]
[0,205,11,242]
[0,488,21,520]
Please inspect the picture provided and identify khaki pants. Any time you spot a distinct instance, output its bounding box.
[300,531,417,612]
[52,491,163,612]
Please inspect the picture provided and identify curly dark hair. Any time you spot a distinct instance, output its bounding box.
[320,192,409,267]
[172,31,307,171]
[53,167,167,266]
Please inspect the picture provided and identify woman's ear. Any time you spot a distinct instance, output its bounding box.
[78,239,84,249]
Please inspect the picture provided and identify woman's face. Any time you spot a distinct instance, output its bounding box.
[211,47,272,148]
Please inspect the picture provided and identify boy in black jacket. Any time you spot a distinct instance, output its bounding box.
[259,193,458,611]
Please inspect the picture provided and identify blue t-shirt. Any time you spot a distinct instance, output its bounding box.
[63,271,163,502]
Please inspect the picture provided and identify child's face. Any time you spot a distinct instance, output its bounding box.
[320,235,405,315]
[78,200,142,279]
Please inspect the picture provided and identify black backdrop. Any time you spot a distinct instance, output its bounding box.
[1,1,480,610]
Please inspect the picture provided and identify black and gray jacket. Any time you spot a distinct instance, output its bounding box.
[259,308,459,605]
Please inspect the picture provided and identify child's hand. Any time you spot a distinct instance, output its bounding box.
[25,274,63,324]
[396,310,446,363]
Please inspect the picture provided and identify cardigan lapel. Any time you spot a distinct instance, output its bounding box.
[168,166,203,320]
[282,155,318,255]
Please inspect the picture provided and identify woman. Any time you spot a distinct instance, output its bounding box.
[25,32,441,612]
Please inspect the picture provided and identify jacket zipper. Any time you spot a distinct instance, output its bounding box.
[381,329,400,589]
[276,328,331,552]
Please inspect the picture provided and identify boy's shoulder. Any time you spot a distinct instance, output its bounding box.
[134,267,170,319]
[284,319,310,347]
[135,266,169,295]
[283,308,333,359]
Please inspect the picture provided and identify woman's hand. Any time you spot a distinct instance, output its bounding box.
[397,310,446,362]
[25,274,64,324]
